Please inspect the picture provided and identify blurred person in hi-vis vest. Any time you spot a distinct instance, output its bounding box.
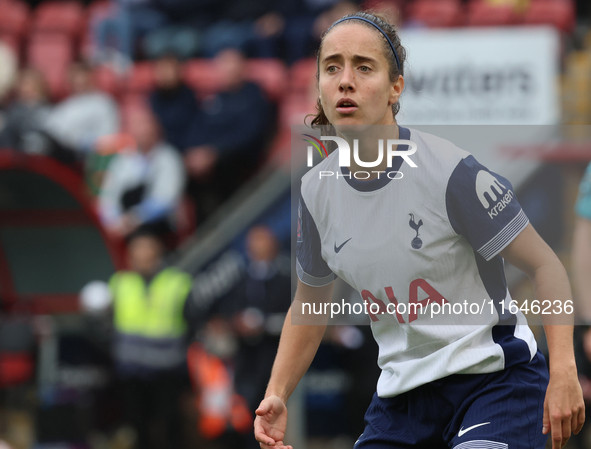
[80,229,197,449]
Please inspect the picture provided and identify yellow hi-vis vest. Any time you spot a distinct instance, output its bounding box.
[109,267,192,338]
[109,268,193,370]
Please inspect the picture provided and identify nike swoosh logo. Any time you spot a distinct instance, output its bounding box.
[334,238,352,253]
[458,422,490,437]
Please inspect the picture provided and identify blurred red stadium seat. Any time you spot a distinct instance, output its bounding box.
[0,0,30,36]
[406,0,464,27]
[245,59,287,102]
[0,33,21,54]
[31,0,86,38]
[362,0,406,24]
[523,0,575,33]
[183,58,287,101]
[264,126,291,166]
[466,0,522,26]
[123,62,155,95]
[86,0,112,28]
[280,93,315,128]
[27,32,74,99]
[81,0,111,60]
[264,93,316,166]
[93,64,121,97]
[290,58,317,95]
[0,0,30,55]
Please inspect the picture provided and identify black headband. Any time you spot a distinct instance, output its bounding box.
[329,16,401,71]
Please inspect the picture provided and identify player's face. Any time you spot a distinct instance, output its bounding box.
[318,23,403,127]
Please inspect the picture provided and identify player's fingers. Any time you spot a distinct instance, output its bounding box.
[561,412,572,448]
[256,435,276,447]
[254,421,276,446]
[571,412,579,436]
[550,414,563,449]
[576,406,586,434]
[274,441,292,449]
[542,402,550,435]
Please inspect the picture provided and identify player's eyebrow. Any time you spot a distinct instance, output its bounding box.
[321,54,379,65]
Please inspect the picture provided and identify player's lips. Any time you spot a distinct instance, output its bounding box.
[336,98,358,114]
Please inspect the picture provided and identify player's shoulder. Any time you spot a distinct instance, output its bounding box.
[407,127,471,167]
[300,149,339,198]
[405,127,474,193]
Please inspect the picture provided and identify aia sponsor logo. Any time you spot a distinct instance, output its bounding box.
[362,279,447,323]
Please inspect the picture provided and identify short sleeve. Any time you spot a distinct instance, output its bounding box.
[446,155,529,262]
[576,163,591,220]
[296,196,336,287]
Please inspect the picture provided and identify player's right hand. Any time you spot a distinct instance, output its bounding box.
[254,395,293,449]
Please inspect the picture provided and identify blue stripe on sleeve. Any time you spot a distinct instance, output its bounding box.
[296,196,336,287]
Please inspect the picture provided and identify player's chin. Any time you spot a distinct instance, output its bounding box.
[331,113,368,128]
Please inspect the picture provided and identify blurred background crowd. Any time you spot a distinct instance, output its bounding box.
[0,0,590,448]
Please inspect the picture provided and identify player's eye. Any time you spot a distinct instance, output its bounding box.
[359,65,371,72]
[327,65,338,73]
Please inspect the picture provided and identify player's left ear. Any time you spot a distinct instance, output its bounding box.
[389,75,404,106]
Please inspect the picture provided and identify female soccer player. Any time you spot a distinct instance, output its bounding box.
[254,12,584,449]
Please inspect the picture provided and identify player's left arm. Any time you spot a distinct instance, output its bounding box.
[500,224,585,449]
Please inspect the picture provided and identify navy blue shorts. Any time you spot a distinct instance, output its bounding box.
[355,351,549,449]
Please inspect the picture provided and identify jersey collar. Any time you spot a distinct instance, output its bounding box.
[340,125,410,192]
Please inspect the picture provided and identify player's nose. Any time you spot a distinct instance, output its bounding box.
[338,64,356,92]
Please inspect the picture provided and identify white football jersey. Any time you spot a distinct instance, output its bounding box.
[296,126,537,398]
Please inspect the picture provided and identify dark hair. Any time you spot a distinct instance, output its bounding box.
[126,227,164,246]
[310,11,407,127]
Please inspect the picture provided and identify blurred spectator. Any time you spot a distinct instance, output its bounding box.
[216,226,291,412]
[81,230,195,449]
[149,54,199,150]
[312,1,359,43]
[572,163,591,331]
[201,0,280,58]
[93,0,168,63]
[142,0,220,60]
[98,108,185,239]
[92,0,215,62]
[44,62,120,158]
[570,162,591,448]
[184,48,270,221]
[0,68,52,154]
[197,226,290,448]
[279,0,358,64]
[200,0,357,63]
[0,41,17,104]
